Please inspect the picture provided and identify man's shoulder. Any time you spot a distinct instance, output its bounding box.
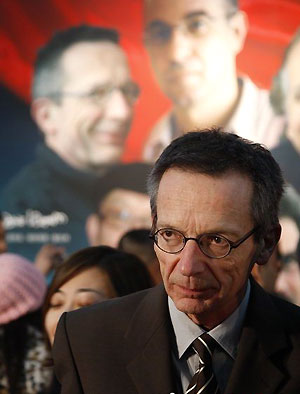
[1,159,48,209]
[64,285,166,335]
[270,293,300,324]
[2,144,56,192]
[249,280,300,333]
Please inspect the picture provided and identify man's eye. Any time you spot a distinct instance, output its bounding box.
[162,230,175,239]
[89,86,111,99]
[206,235,226,245]
[186,17,208,35]
[145,22,172,44]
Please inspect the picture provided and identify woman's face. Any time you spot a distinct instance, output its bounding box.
[45,266,117,345]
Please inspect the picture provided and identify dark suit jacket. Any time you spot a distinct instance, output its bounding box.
[53,281,300,394]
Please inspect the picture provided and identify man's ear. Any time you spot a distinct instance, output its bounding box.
[31,98,59,137]
[228,10,248,55]
[86,214,101,246]
[256,224,282,266]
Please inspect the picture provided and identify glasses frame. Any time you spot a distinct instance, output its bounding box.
[149,227,258,259]
[48,81,140,106]
[143,10,237,47]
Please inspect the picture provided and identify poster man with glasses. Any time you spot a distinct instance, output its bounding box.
[1,24,141,260]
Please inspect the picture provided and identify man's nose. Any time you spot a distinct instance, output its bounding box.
[177,239,208,276]
[167,28,192,64]
[105,89,132,120]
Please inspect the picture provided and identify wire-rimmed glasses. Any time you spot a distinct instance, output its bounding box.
[149,227,258,259]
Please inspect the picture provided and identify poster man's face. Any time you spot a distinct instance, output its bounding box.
[46,41,136,170]
[87,188,152,248]
[144,0,245,108]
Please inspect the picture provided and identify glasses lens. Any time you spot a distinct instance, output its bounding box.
[144,22,172,46]
[88,85,113,105]
[156,229,184,253]
[199,234,230,258]
[122,82,140,105]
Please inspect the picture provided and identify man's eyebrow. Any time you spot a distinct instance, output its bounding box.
[156,222,178,230]
[183,10,213,20]
[146,11,212,29]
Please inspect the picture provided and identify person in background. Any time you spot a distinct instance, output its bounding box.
[43,246,153,393]
[43,245,153,346]
[86,163,152,248]
[142,0,283,162]
[118,228,162,284]
[251,245,282,295]
[1,24,140,260]
[0,253,50,394]
[271,28,300,193]
[275,215,300,305]
[53,129,300,394]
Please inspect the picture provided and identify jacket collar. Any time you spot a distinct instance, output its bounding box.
[124,284,178,394]
[225,279,289,394]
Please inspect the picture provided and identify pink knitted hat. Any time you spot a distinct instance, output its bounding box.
[0,253,47,325]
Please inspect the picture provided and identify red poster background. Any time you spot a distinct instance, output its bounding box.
[1,0,300,161]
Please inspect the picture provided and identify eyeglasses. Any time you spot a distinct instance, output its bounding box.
[149,227,258,259]
[144,11,235,46]
[51,81,140,106]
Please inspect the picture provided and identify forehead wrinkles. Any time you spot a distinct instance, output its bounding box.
[156,169,253,232]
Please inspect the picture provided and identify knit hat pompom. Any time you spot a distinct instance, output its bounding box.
[0,253,46,325]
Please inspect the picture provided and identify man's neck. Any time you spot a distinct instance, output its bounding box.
[286,130,300,155]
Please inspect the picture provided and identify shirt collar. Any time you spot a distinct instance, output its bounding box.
[169,280,251,360]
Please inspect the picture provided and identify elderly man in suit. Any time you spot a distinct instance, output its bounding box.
[53,128,300,394]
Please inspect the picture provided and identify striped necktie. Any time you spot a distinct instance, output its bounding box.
[185,333,221,394]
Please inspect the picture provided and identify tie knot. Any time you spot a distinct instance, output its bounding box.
[192,333,217,366]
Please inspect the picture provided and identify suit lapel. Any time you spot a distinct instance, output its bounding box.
[124,285,177,394]
[225,280,288,394]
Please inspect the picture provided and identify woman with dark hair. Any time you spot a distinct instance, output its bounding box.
[43,245,153,346]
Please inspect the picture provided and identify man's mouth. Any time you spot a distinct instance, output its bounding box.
[175,283,217,299]
[92,131,126,146]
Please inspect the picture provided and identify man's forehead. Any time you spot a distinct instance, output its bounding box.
[101,189,149,210]
[144,0,229,25]
[61,41,129,86]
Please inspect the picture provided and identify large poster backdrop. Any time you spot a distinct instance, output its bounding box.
[1,0,300,261]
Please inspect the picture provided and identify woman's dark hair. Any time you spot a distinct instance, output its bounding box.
[43,245,153,324]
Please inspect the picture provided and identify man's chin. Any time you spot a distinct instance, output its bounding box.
[173,296,208,317]
[167,89,207,108]
[89,147,124,167]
